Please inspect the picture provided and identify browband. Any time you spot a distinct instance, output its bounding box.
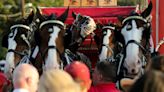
[39,20,65,29]
[122,16,147,24]
[102,26,115,30]
[10,24,31,31]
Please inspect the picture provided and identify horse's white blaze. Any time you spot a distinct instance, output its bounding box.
[121,20,143,74]
[99,29,112,61]
[5,29,18,72]
[45,26,60,70]
[88,17,96,32]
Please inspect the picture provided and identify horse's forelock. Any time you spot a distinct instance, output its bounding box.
[14,18,32,26]
[48,14,57,20]
[129,11,139,16]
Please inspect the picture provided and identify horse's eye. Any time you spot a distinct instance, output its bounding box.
[138,60,141,64]
[86,21,89,24]
[48,28,53,33]
[36,18,40,23]
[126,25,132,31]
[74,21,78,25]
[103,31,107,35]
[143,24,148,28]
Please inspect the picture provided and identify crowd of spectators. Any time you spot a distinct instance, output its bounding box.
[0,55,164,92]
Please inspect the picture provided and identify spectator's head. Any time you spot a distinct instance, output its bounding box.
[0,72,10,92]
[144,70,164,92]
[92,60,117,85]
[38,69,81,92]
[147,55,164,72]
[13,64,39,92]
[129,70,164,92]
[65,61,91,92]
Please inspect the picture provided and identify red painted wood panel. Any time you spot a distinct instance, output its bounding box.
[152,0,164,54]
[41,7,135,24]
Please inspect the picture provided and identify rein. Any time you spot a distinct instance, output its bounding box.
[8,49,28,57]
[101,44,114,55]
[125,40,147,54]
[124,39,149,68]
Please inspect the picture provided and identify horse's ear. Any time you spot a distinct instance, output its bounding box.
[2,33,9,48]
[117,16,125,27]
[36,7,45,21]
[94,33,101,49]
[117,16,124,23]
[114,28,125,46]
[26,10,34,24]
[94,23,102,48]
[57,6,69,22]
[141,1,153,18]
[48,13,57,20]
[96,23,103,30]
[72,12,77,19]
[108,22,115,27]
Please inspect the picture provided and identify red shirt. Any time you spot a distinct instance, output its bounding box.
[88,83,120,92]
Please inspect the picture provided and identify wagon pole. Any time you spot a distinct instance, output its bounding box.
[21,0,25,17]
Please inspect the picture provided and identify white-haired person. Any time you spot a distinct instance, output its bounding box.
[38,69,81,92]
[12,64,39,92]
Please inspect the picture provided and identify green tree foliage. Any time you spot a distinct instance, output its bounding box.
[33,0,64,7]
[118,0,138,6]
[117,0,148,11]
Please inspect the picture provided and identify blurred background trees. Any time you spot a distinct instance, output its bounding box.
[0,0,148,59]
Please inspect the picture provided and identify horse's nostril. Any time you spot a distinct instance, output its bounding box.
[131,69,135,73]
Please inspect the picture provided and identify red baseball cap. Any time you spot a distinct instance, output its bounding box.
[64,61,90,83]
[0,72,10,91]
